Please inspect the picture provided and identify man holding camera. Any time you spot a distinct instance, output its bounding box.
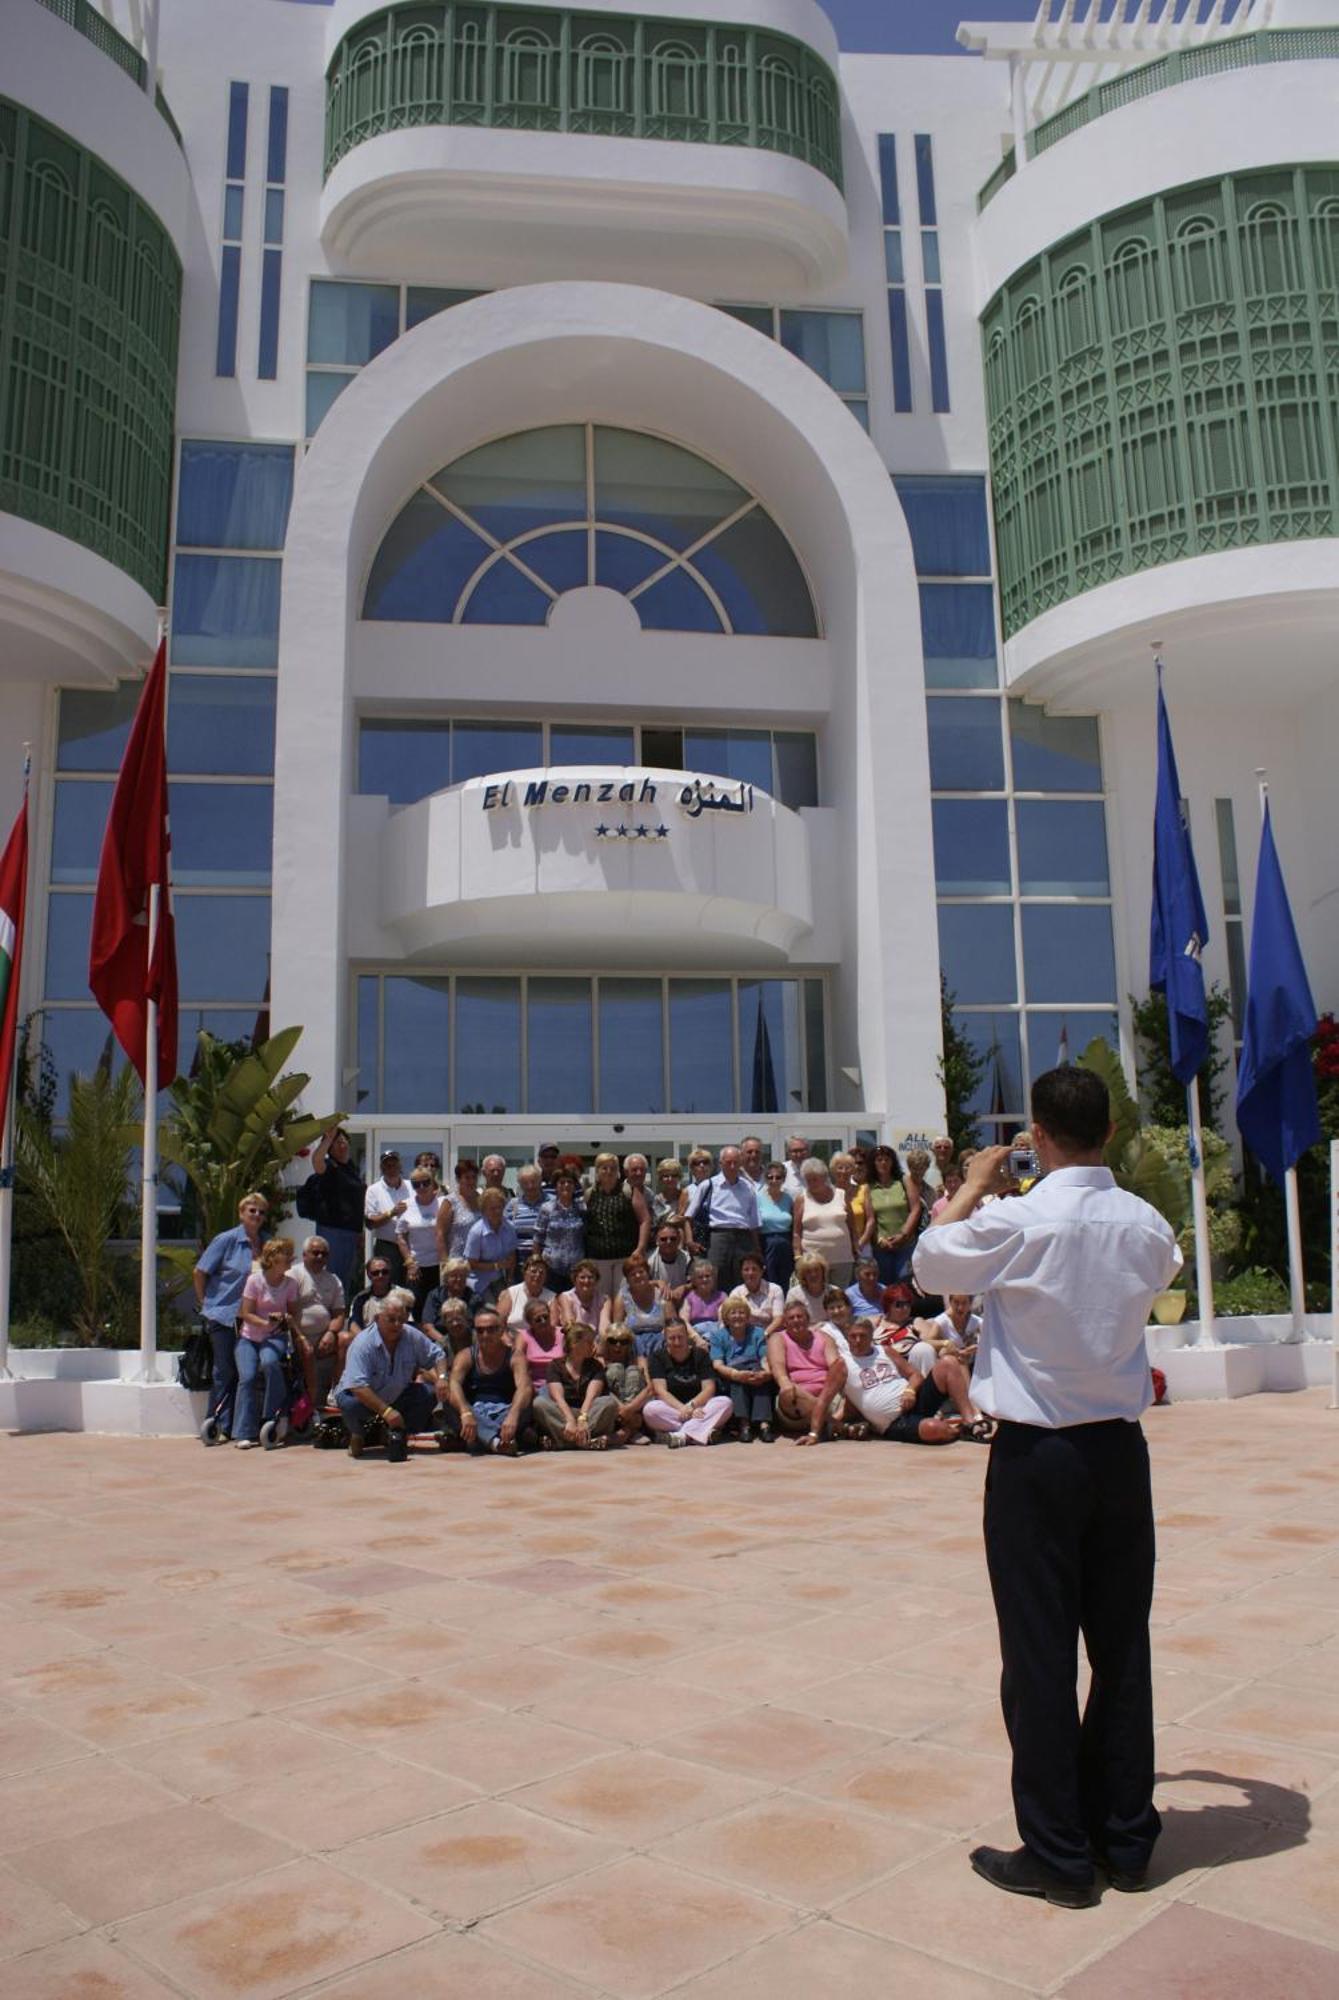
[914,1066,1180,1910]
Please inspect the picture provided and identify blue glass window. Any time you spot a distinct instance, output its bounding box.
[266,85,289,183]
[45,893,92,999]
[437,426,586,541]
[172,554,281,667]
[926,289,951,414]
[510,529,588,595]
[383,977,450,1114]
[1027,1010,1120,1081]
[805,978,827,1110]
[599,979,665,1114]
[919,583,997,688]
[922,231,941,284]
[888,290,912,413]
[263,188,284,246]
[258,249,281,379]
[684,729,772,794]
[528,979,593,1115]
[57,681,140,771]
[884,233,904,284]
[719,303,774,336]
[222,184,243,240]
[1010,702,1103,791]
[932,799,1010,895]
[170,784,273,886]
[216,244,240,378]
[937,903,1017,1004]
[355,975,379,1112]
[176,894,271,1001]
[691,513,818,637]
[460,562,550,626]
[50,783,110,884]
[1021,906,1117,1003]
[177,442,294,551]
[778,311,866,396]
[362,495,491,622]
[550,725,635,765]
[226,81,248,179]
[634,570,723,634]
[927,696,1005,791]
[39,1008,122,1117]
[455,977,521,1114]
[595,532,667,594]
[595,428,745,549]
[738,979,802,1115]
[914,133,937,225]
[168,674,276,775]
[877,133,900,224]
[961,1012,1024,1120]
[774,733,819,809]
[307,281,399,365]
[1016,801,1110,896]
[894,477,991,576]
[451,721,542,784]
[305,370,353,435]
[405,286,483,327]
[358,721,451,803]
[669,980,734,1112]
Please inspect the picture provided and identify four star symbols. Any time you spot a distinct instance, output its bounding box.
[595,822,670,842]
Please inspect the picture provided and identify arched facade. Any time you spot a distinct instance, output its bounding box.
[272,282,940,1134]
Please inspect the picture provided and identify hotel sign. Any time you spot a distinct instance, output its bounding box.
[480,773,756,841]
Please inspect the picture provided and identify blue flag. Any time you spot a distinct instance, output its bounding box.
[1149,674,1210,1085]
[1236,802,1321,1186]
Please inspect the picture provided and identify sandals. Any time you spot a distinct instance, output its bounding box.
[964,1418,995,1443]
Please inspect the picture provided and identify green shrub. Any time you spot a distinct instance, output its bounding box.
[1210,1267,1292,1317]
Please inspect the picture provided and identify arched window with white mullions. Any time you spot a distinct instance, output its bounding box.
[362,424,820,636]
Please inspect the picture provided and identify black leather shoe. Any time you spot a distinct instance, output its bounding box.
[968,1845,1098,1908]
[1092,1850,1149,1892]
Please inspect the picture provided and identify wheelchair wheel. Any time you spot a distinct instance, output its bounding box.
[200,1415,225,1446]
[259,1415,289,1450]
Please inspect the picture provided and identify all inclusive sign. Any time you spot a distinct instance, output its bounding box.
[481,772,757,843]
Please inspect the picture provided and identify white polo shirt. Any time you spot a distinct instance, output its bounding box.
[912,1166,1180,1428]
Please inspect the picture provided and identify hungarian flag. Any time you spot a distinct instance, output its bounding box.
[88,640,178,1085]
[0,789,28,1120]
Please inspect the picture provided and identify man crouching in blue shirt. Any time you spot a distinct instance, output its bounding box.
[336,1295,449,1461]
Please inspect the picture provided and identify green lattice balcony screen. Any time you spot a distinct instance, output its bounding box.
[0,97,181,602]
[982,167,1339,640]
[324,3,843,192]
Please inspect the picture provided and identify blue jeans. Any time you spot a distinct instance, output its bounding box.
[321,1225,360,1293]
[442,1396,530,1453]
[875,1242,912,1287]
[336,1380,436,1440]
[233,1335,289,1441]
[205,1318,238,1431]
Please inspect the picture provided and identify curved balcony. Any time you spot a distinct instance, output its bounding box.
[983,164,1339,657]
[378,767,822,962]
[320,2,848,290]
[0,96,181,683]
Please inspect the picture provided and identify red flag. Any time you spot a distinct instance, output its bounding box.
[88,640,178,1085]
[0,787,29,1120]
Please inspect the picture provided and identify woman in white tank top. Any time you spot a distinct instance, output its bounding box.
[499,1256,555,1334]
[793,1160,858,1287]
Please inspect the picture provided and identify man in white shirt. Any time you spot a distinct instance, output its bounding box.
[738,1135,766,1189]
[363,1148,409,1284]
[914,1066,1180,1912]
[289,1237,346,1406]
[780,1134,809,1200]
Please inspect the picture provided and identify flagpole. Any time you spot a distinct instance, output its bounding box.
[1255,771,1307,1343]
[1187,1075,1217,1347]
[138,879,160,1383]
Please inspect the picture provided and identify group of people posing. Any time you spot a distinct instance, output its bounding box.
[191,1131,989,1455]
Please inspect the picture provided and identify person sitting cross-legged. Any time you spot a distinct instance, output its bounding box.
[916,1292,982,1369]
[709,1295,776,1442]
[767,1298,846,1445]
[597,1325,653,1444]
[643,1318,733,1447]
[532,1321,621,1450]
[335,1294,450,1462]
[842,1316,989,1445]
[442,1305,534,1456]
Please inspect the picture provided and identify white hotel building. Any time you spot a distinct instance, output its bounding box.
[3,0,1339,1176]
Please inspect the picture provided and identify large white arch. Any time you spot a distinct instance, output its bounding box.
[273,281,941,1128]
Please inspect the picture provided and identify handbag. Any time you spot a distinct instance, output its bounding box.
[177,1326,213,1392]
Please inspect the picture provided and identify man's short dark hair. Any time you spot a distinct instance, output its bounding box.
[1031,1066,1110,1152]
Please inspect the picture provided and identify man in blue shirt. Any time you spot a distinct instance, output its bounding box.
[336,1295,450,1461]
[192,1193,270,1439]
[697,1147,762,1292]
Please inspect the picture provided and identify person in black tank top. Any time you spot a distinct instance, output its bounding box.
[444,1307,533,1455]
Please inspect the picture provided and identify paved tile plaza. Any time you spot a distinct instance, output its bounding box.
[0,1389,1337,1998]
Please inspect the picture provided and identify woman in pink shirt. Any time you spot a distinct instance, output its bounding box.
[767,1299,845,1444]
[235,1237,300,1449]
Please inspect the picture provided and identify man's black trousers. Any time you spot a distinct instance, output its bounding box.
[983,1417,1160,1884]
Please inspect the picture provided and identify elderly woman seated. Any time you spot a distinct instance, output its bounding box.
[766,1298,846,1445]
[532,1321,621,1449]
[709,1295,776,1442]
[643,1318,733,1447]
[782,1251,830,1327]
[597,1324,653,1445]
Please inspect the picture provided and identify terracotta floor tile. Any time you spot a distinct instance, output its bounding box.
[0,1713,93,1780]
[676,1918,1023,2000]
[117,1713,334,1799]
[1064,1902,1339,1999]
[116,1623,311,1677]
[114,1857,438,2000]
[1187,1826,1339,1949]
[0,1756,181,1853]
[297,1559,452,1598]
[1154,1724,1338,1822]
[482,1853,791,1997]
[214,1756,477,1851]
[187,1649,385,1714]
[0,1864,83,1961]
[1180,1686,1339,1758]
[805,1742,1011,1835]
[312,1928,582,1998]
[0,1622,104,1680]
[281,1682,494,1746]
[35,1676,252,1751]
[2,1933,183,1998]
[657,1705,890,1783]
[510,1749,771,1843]
[651,1792,924,1908]
[7,1802,293,1925]
[434,1712,606,1793]
[338,1798,617,1921]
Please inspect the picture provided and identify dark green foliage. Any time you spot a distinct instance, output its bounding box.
[1129,985,1233,1132]
[937,977,985,1154]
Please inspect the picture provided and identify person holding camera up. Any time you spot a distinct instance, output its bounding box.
[914,1066,1180,1911]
